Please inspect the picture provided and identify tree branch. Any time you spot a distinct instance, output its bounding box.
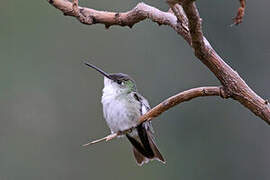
[178,1,270,124]
[233,0,246,25]
[47,1,270,129]
[138,86,225,123]
[48,0,191,44]
[82,86,224,146]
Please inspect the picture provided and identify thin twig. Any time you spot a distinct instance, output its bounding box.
[233,0,246,25]
[82,127,135,146]
[82,133,118,146]
[138,86,225,124]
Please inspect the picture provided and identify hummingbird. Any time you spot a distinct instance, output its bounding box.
[84,62,165,166]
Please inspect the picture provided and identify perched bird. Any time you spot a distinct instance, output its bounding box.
[84,62,165,166]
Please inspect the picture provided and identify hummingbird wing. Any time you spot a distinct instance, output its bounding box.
[132,92,154,132]
[126,92,165,166]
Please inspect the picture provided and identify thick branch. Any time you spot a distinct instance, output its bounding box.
[83,86,224,146]
[180,1,270,124]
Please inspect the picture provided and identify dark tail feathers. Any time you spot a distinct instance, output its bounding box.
[126,124,165,166]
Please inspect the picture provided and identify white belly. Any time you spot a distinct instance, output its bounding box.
[102,94,141,133]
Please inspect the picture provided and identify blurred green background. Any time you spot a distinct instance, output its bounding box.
[1,0,270,179]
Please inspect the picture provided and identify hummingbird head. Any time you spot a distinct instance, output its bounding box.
[84,62,137,93]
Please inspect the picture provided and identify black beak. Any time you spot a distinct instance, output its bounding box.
[84,61,112,80]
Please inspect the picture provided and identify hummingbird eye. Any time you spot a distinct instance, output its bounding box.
[116,80,122,85]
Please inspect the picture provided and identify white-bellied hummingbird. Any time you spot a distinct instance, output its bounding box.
[84,62,165,166]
